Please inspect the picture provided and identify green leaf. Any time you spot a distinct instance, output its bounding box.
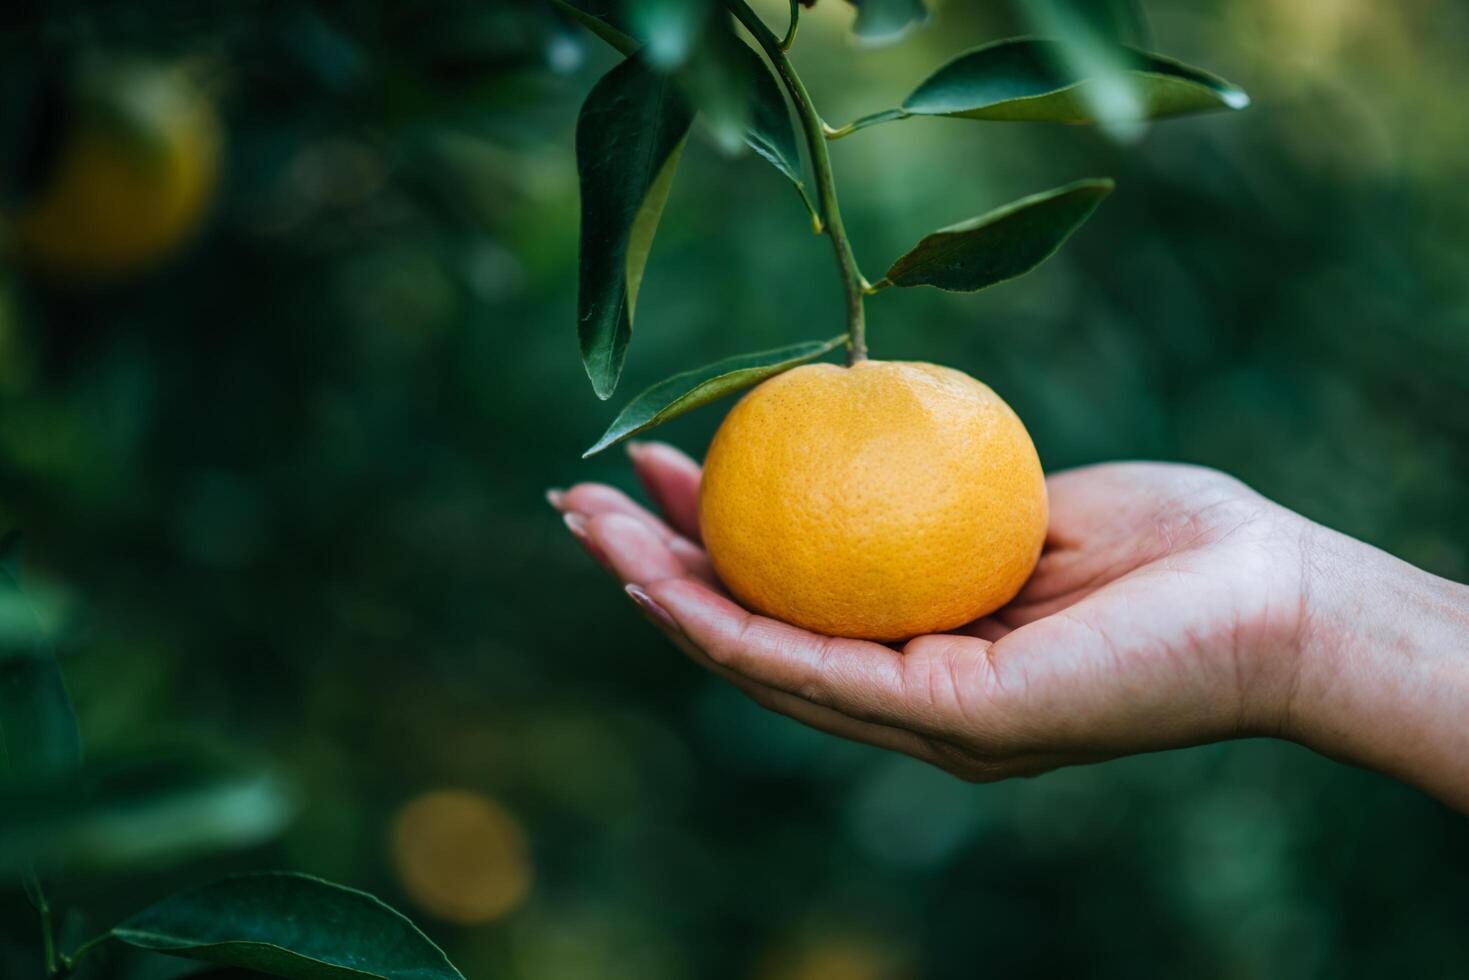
[550,0,637,55]
[849,0,929,47]
[556,2,815,223]
[584,335,846,456]
[576,56,695,399]
[884,178,1113,292]
[679,17,756,153]
[901,38,1248,123]
[0,753,295,873]
[0,563,80,785]
[736,42,817,221]
[111,872,464,980]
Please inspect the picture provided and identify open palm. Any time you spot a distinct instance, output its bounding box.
[554,443,1310,781]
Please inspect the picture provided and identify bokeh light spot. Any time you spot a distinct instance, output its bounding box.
[390,788,532,925]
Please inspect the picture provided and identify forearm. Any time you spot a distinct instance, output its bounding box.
[1292,525,1469,812]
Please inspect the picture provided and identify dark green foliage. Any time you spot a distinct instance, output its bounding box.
[575,55,695,398]
[0,561,80,788]
[902,38,1249,122]
[114,873,464,980]
[585,335,845,455]
[884,179,1113,292]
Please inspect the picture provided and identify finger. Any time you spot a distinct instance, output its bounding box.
[624,583,945,766]
[950,616,1013,643]
[587,512,720,589]
[554,482,710,577]
[642,577,926,730]
[555,482,677,539]
[627,441,702,542]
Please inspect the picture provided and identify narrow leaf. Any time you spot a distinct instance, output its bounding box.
[737,43,818,221]
[0,754,295,873]
[576,56,695,399]
[112,872,464,980]
[584,335,846,456]
[849,0,929,47]
[550,0,638,55]
[678,17,756,153]
[557,2,816,222]
[0,563,80,785]
[885,178,1113,292]
[902,38,1248,123]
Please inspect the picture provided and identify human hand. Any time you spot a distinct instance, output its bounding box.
[552,443,1469,809]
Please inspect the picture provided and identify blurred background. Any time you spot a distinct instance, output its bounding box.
[2,0,1468,977]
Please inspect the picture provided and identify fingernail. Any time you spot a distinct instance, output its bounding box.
[626,584,682,636]
[563,512,610,570]
[546,488,566,511]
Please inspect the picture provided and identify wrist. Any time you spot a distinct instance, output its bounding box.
[1290,525,1469,809]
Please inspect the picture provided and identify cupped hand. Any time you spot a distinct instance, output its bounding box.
[551,442,1316,782]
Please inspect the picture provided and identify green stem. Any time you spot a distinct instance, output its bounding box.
[36,887,58,976]
[780,0,800,50]
[60,932,113,974]
[724,0,869,364]
[824,107,911,140]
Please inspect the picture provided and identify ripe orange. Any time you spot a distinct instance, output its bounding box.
[699,360,1047,641]
[15,59,221,279]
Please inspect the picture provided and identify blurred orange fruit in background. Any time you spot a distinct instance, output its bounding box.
[390,789,533,925]
[14,57,221,280]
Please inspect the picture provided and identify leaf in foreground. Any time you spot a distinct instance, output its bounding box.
[585,335,846,456]
[676,16,755,153]
[884,179,1113,292]
[736,41,818,221]
[901,38,1248,123]
[112,872,464,980]
[577,56,695,399]
[555,1,816,224]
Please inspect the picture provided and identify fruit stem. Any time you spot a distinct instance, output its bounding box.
[724,0,869,364]
[780,0,800,50]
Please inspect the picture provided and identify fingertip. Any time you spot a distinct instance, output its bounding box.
[588,511,684,583]
[561,510,609,571]
[626,583,683,636]
[559,481,616,514]
[628,439,698,469]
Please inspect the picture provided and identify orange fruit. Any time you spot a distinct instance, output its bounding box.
[390,789,533,925]
[15,59,221,279]
[699,360,1047,641]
